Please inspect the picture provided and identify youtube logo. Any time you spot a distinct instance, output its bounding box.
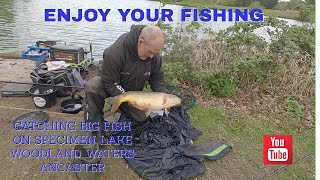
[263,135,292,164]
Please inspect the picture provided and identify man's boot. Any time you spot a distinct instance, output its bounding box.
[72,141,102,180]
[73,91,105,180]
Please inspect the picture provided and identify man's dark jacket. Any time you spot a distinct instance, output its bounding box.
[101,25,167,97]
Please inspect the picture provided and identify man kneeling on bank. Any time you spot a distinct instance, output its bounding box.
[84,24,168,130]
[73,25,169,179]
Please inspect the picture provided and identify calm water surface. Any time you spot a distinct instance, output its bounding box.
[0,0,304,60]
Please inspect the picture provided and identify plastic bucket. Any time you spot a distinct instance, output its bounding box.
[29,85,57,108]
[60,95,83,114]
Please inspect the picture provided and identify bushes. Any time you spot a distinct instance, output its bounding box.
[163,59,200,86]
[216,0,235,6]
[201,53,278,97]
[161,18,314,99]
[259,0,278,9]
[203,70,237,97]
[234,0,253,7]
[163,53,279,97]
[299,3,315,22]
[232,53,278,89]
[249,1,263,9]
[270,25,315,58]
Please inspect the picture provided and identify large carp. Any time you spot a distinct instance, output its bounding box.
[108,91,181,116]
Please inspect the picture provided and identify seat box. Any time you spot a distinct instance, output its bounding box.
[50,45,84,64]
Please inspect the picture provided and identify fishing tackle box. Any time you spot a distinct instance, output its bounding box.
[49,44,84,64]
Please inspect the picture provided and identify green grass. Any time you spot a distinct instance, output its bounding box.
[187,103,315,179]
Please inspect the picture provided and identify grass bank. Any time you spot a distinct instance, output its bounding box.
[158,13,315,178]
[189,104,314,179]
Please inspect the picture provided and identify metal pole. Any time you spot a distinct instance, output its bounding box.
[90,40,94,62]
[0,81,84,89]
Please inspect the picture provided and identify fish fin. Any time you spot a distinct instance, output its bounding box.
[145,110,151,117]
[164,108,169,116]
[110,96,122,113]
[162,97,167,105]
[129,99,137,106]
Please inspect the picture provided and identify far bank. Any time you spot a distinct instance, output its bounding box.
[153,0,305,21]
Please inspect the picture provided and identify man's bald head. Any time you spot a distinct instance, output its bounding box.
[140,25,164,45]
[137,25,164,60]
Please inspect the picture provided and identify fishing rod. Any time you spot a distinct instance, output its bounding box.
[0,81,84,89]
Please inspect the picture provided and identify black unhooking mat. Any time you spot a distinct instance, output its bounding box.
[116,106,232,180]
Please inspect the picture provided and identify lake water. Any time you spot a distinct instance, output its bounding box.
[0,0,304,61]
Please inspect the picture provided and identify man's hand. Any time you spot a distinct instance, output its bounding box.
[128,102,149,112]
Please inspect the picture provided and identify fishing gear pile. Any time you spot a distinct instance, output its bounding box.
[30,63,84,96]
